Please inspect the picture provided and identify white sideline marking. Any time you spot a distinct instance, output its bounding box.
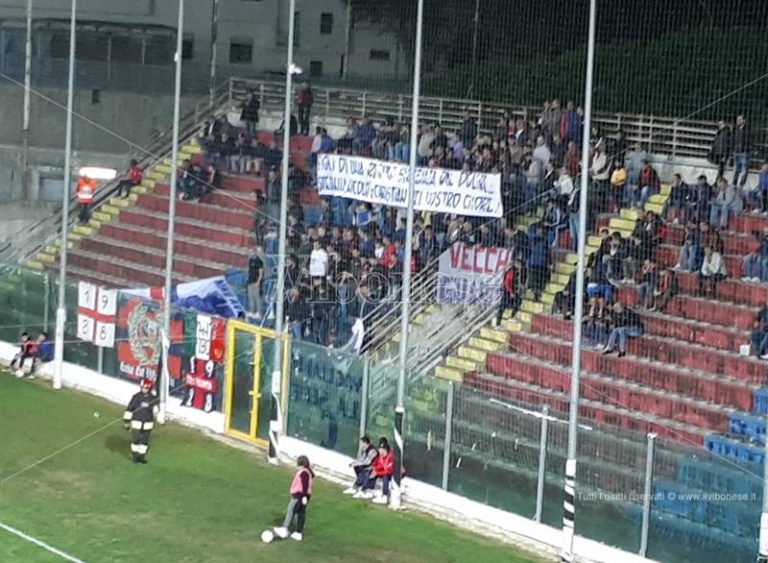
[0,521,87,563]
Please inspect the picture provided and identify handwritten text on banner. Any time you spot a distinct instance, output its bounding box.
[316,154,503,218]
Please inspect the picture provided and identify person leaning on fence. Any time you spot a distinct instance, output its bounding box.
[343,436,379,496]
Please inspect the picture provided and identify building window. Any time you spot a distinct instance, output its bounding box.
[309,60,323,77]
[229,38,253,64]
[293,12,301,48]
[320,13,333,35]
[369,49,391,61]
[182,37,194,60]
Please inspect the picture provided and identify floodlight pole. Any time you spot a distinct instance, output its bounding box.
[560,0,596,561]
[22,0,32,198]
[160,0,185,422]
[269,0,297,465]
[208,0,218,105]
[392,0,424,511]
[53,0,76,391]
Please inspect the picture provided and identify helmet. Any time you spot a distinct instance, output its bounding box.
[140,378,153,390]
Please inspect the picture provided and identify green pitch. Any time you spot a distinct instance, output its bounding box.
[0,375,546,563]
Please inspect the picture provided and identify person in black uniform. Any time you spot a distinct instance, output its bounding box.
[123,378,159,464]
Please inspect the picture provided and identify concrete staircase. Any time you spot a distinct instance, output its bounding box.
[434,184,672,383]
[28,133,314,289]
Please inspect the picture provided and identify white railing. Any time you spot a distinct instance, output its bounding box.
[228,76,766,163]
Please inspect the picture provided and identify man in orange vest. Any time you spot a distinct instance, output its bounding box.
[76,175,97,224]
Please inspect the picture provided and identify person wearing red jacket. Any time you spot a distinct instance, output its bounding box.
[117,159,143,198]
[638,160,661,209]
[355,444,394,504]
[76,176,97,224]
[494,260,525,327]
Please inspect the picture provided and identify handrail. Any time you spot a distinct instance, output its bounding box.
[0,80,232,266]
[227,77,766,162]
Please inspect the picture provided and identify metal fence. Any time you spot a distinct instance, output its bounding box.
[0,261,762,562]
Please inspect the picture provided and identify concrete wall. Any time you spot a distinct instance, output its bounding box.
[0,82,199,200]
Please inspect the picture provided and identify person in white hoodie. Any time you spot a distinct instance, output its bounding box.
[698,245,726,297]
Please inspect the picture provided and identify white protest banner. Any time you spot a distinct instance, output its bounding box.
[316,154,503,218]
[435,243,513,304]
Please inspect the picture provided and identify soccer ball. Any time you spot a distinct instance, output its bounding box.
[260,530,274,544]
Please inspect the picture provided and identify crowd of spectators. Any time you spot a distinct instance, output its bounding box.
[190,90,766,355]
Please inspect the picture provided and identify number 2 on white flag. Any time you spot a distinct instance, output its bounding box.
[77,314,95,342]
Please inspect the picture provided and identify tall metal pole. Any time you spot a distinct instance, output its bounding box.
[160,0,185,422]
[208,0,218,106]
[392,0,424,511]
[560,0,596,560]
[469,0,480,97]
[535,405,549,523]
[53,0,77,391]
[22,0,32,198]
[759,411,768,562]
[268,0,296,465]
[639,432,657,557]
[441,381,454,491]
[759,438,768,563]
[342,0,352,80]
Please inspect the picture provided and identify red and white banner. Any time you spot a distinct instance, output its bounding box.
[77,281,117,347]
[435,243,511,304]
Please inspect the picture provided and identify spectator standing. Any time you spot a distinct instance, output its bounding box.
[609,158,627,213]
[247,246,265,318]
[584,295,609,346]
[698,245,727,297]
[686,175,713,225]
[710,120,731,180]
[732,115,751,187]
[749,298,768,359]
[667,173,690,224]
[533,136,551,166]
[240,91,260,138]
[297,82,313,136]
[590,143,611,216]
[636,259,660,309]
[116,159,143,198]
[309,240,329,282]
[602,302,643,358]
[494,260,525,326]
[527,225,550,302]
[76,175,96,224]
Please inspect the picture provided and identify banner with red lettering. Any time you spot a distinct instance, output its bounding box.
[435,243,511,304]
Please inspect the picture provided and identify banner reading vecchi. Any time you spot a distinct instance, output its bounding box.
[316,154,503,218]
[435,243,512,304]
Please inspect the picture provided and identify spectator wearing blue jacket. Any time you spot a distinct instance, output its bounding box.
[742,228,768,282]
[527,225,550,302]
[36,333,53,363]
